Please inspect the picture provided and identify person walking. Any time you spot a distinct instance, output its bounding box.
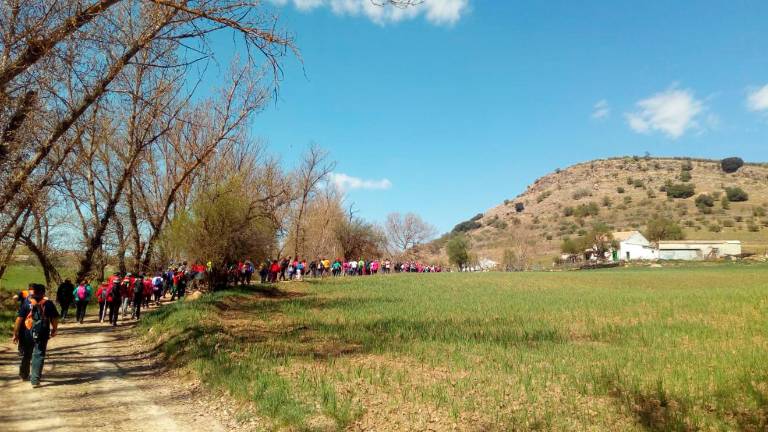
[73,279,93,324]
[108,279,121,327]
[13,284,59,387]
[55,279,75,321]
[131,275,144,320]
[95,282,108,322]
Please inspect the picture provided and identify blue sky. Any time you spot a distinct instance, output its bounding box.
[206,1,768,233]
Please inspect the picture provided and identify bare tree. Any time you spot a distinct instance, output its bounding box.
[385,212,437,253]
[291,144,335,258]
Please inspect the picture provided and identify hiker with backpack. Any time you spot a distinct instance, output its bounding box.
[107,278,121,326]
[131,275,144,320]
[12,283,59,387]
[55,279,75,321]
[73,279,93,324]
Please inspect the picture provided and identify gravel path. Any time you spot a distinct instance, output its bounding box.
[0,305,227,432]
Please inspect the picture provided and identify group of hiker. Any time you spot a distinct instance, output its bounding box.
[228,257,444,284]
[9,265,195,387]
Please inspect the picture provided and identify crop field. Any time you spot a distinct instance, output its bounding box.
[141,265,766,430]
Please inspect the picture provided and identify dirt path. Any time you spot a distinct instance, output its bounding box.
[0,304,227,432]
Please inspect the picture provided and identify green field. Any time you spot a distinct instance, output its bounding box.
[142,265,768,430]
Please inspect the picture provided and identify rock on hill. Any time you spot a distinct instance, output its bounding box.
[439,157,768,267]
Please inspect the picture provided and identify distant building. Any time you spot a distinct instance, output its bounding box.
[657,240,742,260]
[613,231,657,261]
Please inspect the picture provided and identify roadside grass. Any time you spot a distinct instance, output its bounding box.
[139,264,768,430]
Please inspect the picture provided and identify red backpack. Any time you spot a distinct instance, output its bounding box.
[77,284,88,301]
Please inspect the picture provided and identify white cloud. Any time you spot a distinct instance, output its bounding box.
[270,0,468,25]
[625,88,704,139]
[329,173,392,192]
[591,99,610,120]
[747,84,768,112]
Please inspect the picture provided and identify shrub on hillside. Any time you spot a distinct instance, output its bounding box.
[720,157,744,173]
[572,188,592,200]
[721,196,730,209]
[616,187,625,194]
[453,219,482,233]
[681,159,694,171]
[645,215,685,242]
[536,191,552,203]
[695,194,715,208]
[626,177,634,185]
[574,202,599,218]
[633,179,644,188]
[725,187,748,202]
[602,196,612,207]
[666,183,695,199]
[747,222,760,232]
[515,202,525,213]
[708,223,722,233]
[754,206,766,217]
[680,170,692,182]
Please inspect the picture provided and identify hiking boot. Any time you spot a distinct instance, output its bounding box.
[31,382,41,388]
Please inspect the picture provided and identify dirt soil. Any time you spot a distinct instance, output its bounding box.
[0,302,238,432]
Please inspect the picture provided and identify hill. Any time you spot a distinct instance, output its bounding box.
[433,156,768,267]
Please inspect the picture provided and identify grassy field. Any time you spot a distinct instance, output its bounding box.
[140,264,768,431]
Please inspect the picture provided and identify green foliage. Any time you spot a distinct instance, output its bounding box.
[725,187,749,202]
[616,186,625,194]
[623,196,632,204]
[453,216,482,233]
[574,202,599,218]
[162,175,276,266]
[446,234,471,268]
[633,179,644,188]
[748,222,760,232]
[563,206,575,217]
[681,159,694,171]
[695,194,714,208]
[602,196,612,207]
[666,183,695,199]
[708,223,722,233]
[753,207,766,217]
[645,215,685,242]
[721,196,730,210]
[680,170,692,182]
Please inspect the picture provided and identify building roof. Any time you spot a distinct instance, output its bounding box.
[658,240,741,245]
[613,230,642,242]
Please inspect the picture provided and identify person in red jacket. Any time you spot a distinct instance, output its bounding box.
[95,283,108,323]
[269,260,280,283]
[142,277,153,308]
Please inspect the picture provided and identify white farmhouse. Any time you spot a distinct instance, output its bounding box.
[613,231,657,261]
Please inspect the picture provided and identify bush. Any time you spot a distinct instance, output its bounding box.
[626,177,634,185]
[453,219,482,233]
[725,187,748,202]
[666,183,695,199]
[514,202,525,213]
[735,215,744,222]
[721,157,744,173]
[573,202,600,218]
[646,189,656,198]
[536,191,551,203]
[623,196,632,204]
[748,222,760,232]
[681,160,693,171]
[447,234,471,267]
[602,196,612,207]
[695,194,715,208]
[633,179,644,188]
[722,219,735,227]
[616,187,625,194]
[645,215,685,241]
[708,223,722,233]
[680,170,692,182]
[572,188,592,200]
[721,196,730,209]
[754,207,767,217]
[563,207,574,217]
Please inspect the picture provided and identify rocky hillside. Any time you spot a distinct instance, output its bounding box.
[439,157,768,266]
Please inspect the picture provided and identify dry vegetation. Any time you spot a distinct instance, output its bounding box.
[447,157,768,265]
